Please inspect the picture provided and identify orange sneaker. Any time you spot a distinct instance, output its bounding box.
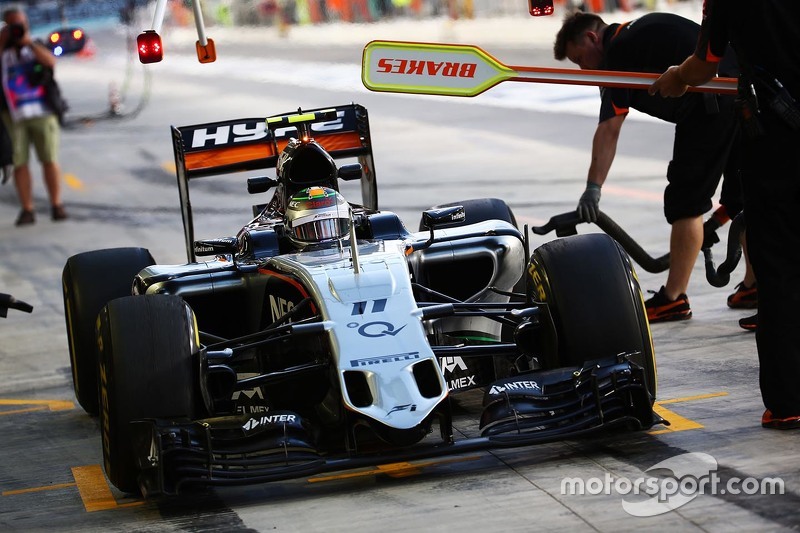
[727,281,758,309]
[645,286,692,323]
[739,313,758,331]
[762,409,800,429]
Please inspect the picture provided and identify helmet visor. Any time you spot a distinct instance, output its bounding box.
[291,217,350,242]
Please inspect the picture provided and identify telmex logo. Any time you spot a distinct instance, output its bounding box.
[376,58,477,78]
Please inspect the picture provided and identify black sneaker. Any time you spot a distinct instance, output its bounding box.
[51,205,68,221]
[739,313,758,331]
[15,209,35,226]
[645,286,692,323]
[727,281,758,309]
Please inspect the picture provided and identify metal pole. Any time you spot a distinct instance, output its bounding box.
[192,0,208,46]
[152,0,168,33]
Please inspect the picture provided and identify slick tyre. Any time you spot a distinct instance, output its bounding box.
[419,197,517,230]
[62,247,155,415]
[97,295,199,495]
[528,233,656,400]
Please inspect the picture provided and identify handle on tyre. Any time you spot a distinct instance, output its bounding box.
[531,211,670,273]
[703,212,746,287]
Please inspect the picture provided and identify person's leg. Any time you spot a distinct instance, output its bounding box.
[4,114,35,223]
[30,115,64,214]
[663,215,703,301]
[742,118,800,424]
[13,164,34,211]
[740,233,756,287]
[42,161,62,207]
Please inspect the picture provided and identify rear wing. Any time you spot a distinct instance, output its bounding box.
[171,103,378,262]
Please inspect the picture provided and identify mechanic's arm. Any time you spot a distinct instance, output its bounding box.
[578,114,625,222]
[649,55,719,98]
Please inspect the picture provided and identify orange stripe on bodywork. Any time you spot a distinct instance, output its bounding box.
[183,132,364,173]
[316,131,364,153]
[185,143,277,172]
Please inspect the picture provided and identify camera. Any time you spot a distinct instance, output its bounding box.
[7,23,25,43]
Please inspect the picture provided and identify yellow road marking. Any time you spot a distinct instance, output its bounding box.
[0,399,74,416]
[309,455,481,483]
[657,391,728,405]
[64,173,84,190]
[72,465,144,512]
[72,465,120,512]
[649,392,728,434]
[3,482,77,496]
[650,404,704,434]
[4,465,143,513]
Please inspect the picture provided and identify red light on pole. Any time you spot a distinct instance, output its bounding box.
[528,0,554,16]
[137,30,163,64]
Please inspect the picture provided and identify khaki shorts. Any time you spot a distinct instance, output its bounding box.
[1,112,60,167]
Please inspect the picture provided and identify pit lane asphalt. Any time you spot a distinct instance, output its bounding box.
[1,4,799,532]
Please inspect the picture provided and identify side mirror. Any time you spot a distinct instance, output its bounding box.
[408,205,466,254]
[194,237,237,257]
[421,205,465,229]
[338,163,363,181]
[247,176,279,194]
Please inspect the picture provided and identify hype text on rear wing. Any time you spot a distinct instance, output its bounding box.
[171,103,377,262]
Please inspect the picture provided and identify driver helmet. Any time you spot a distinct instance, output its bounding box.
[285,186,351,246]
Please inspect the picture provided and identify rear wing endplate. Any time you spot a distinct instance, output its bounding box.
[171,103,377,262]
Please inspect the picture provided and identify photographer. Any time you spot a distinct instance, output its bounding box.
[0,6,66,226]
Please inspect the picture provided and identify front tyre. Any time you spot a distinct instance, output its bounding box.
[97,295,200,494]
[62,247,155,415]
[528,233,656,400]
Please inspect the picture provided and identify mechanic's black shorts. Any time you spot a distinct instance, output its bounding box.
[664,98,740,224]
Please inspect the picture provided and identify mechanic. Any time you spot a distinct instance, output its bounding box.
[649,0,800,429]
[0,6,67,226]
[553,11,749,323]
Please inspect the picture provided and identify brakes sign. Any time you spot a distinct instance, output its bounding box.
[361,40,514,97]
[362,40,738,97]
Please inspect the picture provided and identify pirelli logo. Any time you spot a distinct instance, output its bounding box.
[350,351,420,367]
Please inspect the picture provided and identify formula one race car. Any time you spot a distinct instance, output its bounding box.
[62,103,660,497]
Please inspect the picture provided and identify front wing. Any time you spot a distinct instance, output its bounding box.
[131,354,664,496]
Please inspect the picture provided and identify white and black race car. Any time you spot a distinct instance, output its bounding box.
[62,103,661,497]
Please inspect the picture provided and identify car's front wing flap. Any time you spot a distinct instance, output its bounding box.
[132,355,663,497]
